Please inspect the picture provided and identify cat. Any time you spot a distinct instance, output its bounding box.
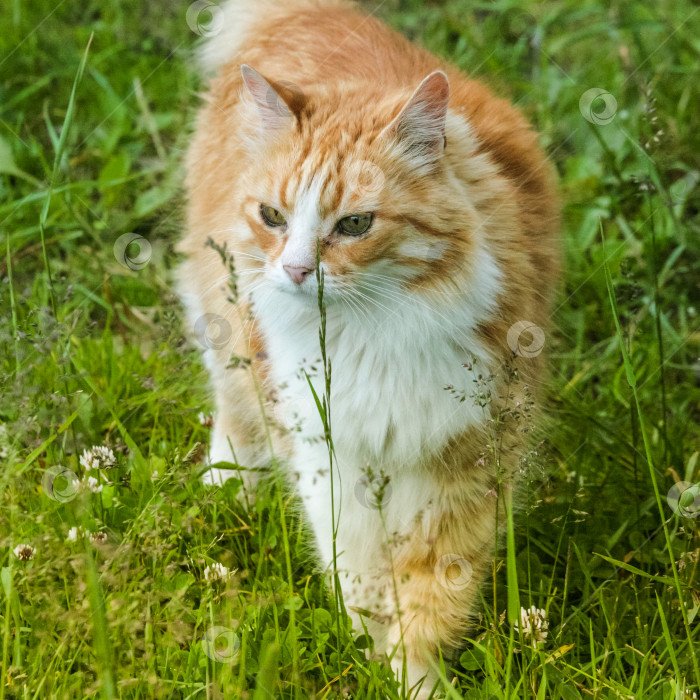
[176,0,560,696]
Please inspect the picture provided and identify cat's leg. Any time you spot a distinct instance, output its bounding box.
[178,261,283,494]
[193,320,272,493]
[204,370,271,491]
[328,469,497,698]
[381,483,498,699]
[292,437,497,698]
[202,333,295,498]
[292,446,443,693]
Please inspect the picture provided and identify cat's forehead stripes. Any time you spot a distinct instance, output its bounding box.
[276,138,314,209]
[275,145,375,223]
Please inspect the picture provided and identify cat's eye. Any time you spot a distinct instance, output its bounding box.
[337,213,374,236]
[260,204,287,227]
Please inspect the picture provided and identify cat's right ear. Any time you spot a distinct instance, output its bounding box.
[381,70,450,169]
[240,64,298,133]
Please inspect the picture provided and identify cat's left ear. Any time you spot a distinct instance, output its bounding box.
[381,71,450,165]
[240,64,302,133]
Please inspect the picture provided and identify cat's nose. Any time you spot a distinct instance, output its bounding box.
[283,265,314,285]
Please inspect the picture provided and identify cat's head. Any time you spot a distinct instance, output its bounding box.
[234,65,479,303]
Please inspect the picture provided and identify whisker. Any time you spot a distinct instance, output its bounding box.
[352,280,472,343]
[225,250,267,264]
[339,294,362,326]
[356,278,468,337]
[355,270,461,300]
[349,287,398,318]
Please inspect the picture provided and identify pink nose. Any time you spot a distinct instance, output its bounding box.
[283,265,314,285]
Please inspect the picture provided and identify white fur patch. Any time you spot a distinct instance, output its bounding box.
[249,241,503,575]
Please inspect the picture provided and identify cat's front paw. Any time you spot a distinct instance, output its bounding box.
[391,656,439,700]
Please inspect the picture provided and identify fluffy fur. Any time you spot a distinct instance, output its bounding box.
[177,0,559,696]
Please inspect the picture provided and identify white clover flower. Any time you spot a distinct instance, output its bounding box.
[514,606,548,646]
[204,562,230,584]
[67,526,87,542]
[91,532,108,545]
[13,544,36,561]
[198,412,214,427]
[84,476,103,493]
[80,446,116,471]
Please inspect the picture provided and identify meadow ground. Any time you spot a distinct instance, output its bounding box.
[1,0,699,698]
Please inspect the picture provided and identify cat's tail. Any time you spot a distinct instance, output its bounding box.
[195,0,355,75]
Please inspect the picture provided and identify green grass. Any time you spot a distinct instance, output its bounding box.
[1,0,700,697]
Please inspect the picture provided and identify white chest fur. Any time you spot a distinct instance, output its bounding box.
[251,251,501,576]
[252,248,501,473]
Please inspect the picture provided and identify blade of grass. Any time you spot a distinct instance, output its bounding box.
[594,553,677,587]
[313,245,346,686]
[253,642,280,700]
[84,545,116,700]
[4,232,19,373]
[0,567,13,700]
[38,33,93,316]
[503,484,521,696]
[655,592,681,683]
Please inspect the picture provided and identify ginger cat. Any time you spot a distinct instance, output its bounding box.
[177,0,559,695]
